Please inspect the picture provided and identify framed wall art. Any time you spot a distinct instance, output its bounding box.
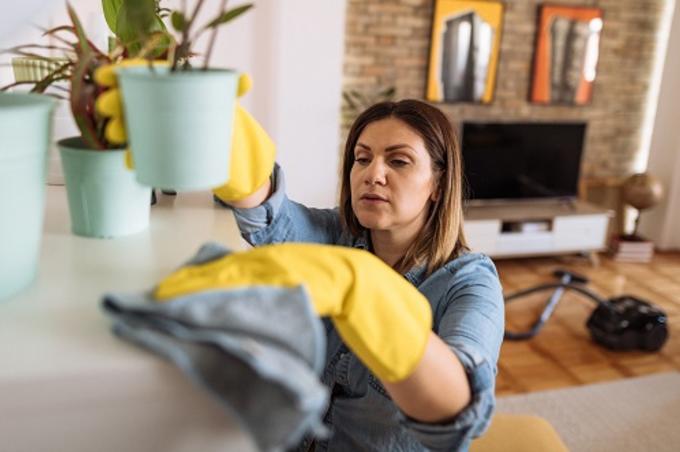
[426,0,504,104]
[530,4,604,105]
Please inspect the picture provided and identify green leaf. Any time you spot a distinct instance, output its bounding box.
[120,20,168,57]
[351,90,366,107]
[115,0,157,41]
[136,30,173,59]
[66,3,93,59]
[205,4,254,30]
[342,91,358,110]
[380,86,396,99]
[127,0,158,30]
[101,0,123,34]
[171,11,186,32]
[115,0,165,55]
[114,8,134,43]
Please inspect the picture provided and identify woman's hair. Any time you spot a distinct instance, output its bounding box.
[339,99,468,277]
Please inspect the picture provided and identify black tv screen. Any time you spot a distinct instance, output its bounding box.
[461,122,587,203]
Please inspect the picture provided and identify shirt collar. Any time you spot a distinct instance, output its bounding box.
[352,231,428,286]
[351,230,371,251]
[404,265,427,286]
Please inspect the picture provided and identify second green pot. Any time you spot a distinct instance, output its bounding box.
[59,137,151,239]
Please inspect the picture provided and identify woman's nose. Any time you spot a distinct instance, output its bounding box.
[364,159,387,185]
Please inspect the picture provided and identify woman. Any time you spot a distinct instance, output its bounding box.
[218,99,505,451]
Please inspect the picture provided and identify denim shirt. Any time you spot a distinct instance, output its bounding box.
[225,165,505,452]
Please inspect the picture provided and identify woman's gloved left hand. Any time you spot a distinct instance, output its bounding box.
[94,58,168,167]
[95,58,174,144]
[154,243,433,383]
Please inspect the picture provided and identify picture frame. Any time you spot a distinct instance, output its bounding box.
[530,4,604,105]
[426,0,505,104]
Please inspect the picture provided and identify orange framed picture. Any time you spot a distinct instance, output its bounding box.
[530,4,604,105]
[426,0,504,104]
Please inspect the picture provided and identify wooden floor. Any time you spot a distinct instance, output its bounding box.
[494,251,680,396]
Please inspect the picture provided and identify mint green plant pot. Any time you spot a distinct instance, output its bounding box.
[58,137,151,239]
[117,67,238,191]
[0,93,54,301]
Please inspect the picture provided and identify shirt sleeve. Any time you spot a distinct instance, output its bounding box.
[398,254,505,452]
[220,164,343,246]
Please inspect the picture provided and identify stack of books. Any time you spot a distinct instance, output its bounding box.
[610,235,655,262]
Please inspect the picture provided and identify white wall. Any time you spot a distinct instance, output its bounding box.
[0,1,107,185]
[271,1,347,208]
[1,0,346,208]
[640,0,680,250]
[209,0,347,208]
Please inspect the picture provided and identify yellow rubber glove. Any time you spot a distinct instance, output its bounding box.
[212,74,276,202]
[154,243,432,383]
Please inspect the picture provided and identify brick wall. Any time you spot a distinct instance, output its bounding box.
[341,0,667,181]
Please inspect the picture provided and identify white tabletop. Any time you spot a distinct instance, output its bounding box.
[0,186,257,452]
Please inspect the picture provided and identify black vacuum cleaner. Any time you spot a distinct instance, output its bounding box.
[503,269,669,351]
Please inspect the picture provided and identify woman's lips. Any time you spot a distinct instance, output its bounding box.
[360,194,388,204]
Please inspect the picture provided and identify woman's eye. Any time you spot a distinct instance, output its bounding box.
[391,160,408,167]
[356,157,370,165]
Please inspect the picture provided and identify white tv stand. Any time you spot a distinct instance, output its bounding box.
[463,199,612,259]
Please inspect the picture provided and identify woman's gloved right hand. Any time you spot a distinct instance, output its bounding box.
[95,62,275,199]
[153,243,433,383]
[211,86,276,202]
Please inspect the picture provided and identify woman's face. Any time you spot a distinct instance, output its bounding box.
[350,117,437,233]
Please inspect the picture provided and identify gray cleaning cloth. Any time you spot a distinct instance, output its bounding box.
[101,243,330,452]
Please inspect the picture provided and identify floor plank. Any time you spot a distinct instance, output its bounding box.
[494,251,680,395]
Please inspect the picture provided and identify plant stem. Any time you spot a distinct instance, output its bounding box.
[203,0,228,70]
[173,0,206,71]
[187,0,207,34]
[184,0,207,69]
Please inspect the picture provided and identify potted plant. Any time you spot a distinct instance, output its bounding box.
[2,3,153,239]
[341,86,396,129]
[110,0,253,191]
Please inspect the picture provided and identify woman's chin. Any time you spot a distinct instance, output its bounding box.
[356,212,389,230]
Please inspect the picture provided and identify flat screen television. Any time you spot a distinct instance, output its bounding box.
[461,122,587,204]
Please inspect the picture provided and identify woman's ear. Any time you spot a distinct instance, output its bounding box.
[430,178,440,202]
[430,188,440,202]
